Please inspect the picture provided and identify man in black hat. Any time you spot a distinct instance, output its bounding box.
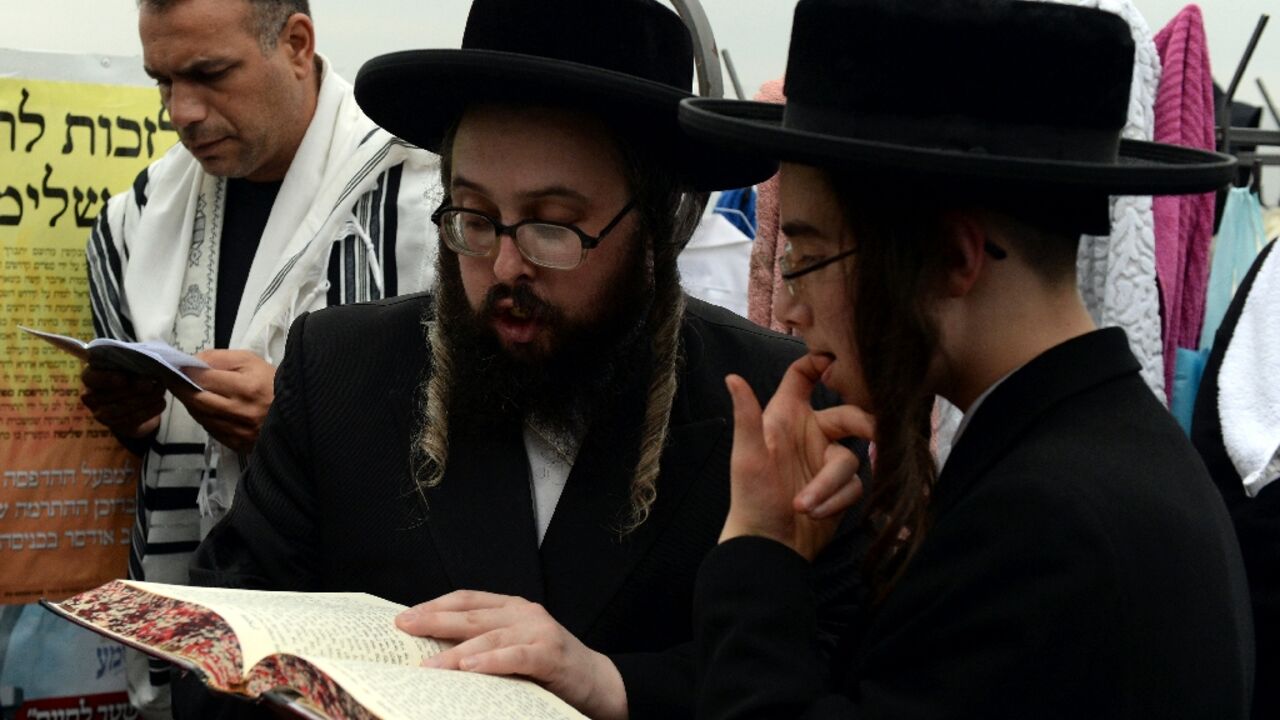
[184,0,862,717]
[678,0,1256,717]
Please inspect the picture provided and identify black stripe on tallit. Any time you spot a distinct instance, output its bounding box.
[148,441,206,456]
[144,541,201,555]
[327,242,342,306]
[343,234,358,304]
[142,486,201,512]
[87,212,136,340]
[132,167,150,212]
[381,164,401,298]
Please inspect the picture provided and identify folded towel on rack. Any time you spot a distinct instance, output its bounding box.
[1219,240,1280,496]
[746,78,788,332]
[1153,4,1216,397]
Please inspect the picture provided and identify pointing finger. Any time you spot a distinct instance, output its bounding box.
[725,374,765,460]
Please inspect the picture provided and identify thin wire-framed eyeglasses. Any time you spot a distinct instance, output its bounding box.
[780,246,857,297]
[780,239,1007,297]
[431,199,636,270]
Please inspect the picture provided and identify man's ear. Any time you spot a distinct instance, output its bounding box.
[279,13,316,79]
[938,211,989,298]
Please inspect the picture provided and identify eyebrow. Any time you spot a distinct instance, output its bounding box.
[780,220,826,239]
[144,57,234,80]
[450,176,591,205]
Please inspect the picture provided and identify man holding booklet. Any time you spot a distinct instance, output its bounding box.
[179,0,866,718]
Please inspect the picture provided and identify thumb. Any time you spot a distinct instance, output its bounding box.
[725,374,766,460]
[195,349,253,371]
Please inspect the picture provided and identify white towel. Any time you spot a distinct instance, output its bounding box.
[1219,243,1280,497]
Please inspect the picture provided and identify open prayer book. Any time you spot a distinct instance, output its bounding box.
[19,326,207,391]
[42,580,587,720]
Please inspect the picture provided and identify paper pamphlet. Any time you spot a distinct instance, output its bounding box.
[20,326,208,391]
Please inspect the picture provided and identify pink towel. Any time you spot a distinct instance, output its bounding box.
[1153,4,1216,398]
[747,78,789,332]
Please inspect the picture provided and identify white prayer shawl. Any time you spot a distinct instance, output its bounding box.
[1219,243,1280,497]
[124,60,436,365]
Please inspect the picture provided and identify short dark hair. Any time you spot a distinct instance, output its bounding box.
[138,0,310,50]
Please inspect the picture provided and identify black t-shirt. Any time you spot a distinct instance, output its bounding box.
[216,178,282,349]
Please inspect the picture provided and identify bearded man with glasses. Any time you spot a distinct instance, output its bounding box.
[183,1,866,718]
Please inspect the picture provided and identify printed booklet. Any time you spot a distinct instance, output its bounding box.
[43,580,586,720]
[19,326,207,391]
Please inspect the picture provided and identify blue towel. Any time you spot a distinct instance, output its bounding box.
[1200,187,1267,350]
[1170,347,1209,434]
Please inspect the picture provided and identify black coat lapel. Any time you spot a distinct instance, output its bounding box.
[935,328,1141,515]
[421,422,545,603]
[537,356,727,637]
[538,418,725,638]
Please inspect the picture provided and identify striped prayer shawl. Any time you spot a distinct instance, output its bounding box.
[86,159,430,587]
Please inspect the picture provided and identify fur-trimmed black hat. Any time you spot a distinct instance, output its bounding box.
[354,0,777,191]
[679,0,1235,203]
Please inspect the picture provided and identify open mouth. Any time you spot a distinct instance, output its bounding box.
[491,303,545,346]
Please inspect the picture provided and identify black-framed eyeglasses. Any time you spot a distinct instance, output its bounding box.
[431,198,636,271]
[779,240,1007,297]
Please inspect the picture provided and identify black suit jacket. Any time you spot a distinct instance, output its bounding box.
[185,293,861,718]
[694,328,1254,719]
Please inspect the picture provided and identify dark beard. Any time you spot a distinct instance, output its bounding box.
[432,242,655,436]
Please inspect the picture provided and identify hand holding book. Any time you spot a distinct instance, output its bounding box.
[23,327,276,451]
[398,591,628,720]
[44,581,588,720]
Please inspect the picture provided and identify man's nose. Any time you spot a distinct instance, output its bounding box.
[166,82,208,129]
[491,235,535,284]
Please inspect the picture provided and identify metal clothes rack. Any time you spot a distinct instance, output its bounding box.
[1216,14,1279,192]
[669,0,746,99]
[670,0,724,99]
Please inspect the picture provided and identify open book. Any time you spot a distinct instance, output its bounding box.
[19,326,207,391]
[43,580,586,720]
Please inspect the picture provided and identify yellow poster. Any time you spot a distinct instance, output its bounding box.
[1,61,178,604]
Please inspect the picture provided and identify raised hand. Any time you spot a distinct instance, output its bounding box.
[720,354,874,561]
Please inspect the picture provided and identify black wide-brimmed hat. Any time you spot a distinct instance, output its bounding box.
[354,0,777,191]
[678,0,1236,198]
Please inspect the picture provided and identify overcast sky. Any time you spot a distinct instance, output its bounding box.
[2,0,1277,116]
